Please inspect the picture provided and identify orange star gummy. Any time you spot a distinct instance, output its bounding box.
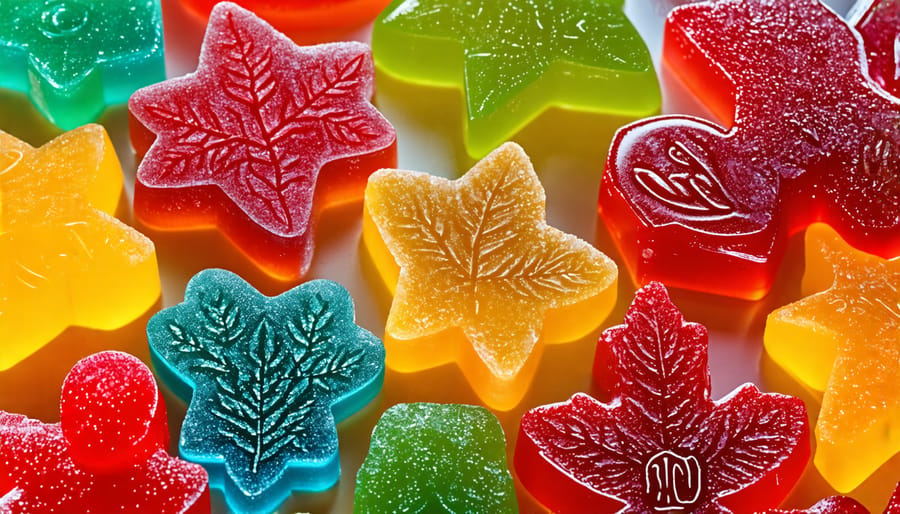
[764,223,900,492]
[0,125,160,370]
[363,142,617,409]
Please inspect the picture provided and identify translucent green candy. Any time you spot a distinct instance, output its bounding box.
[372,0,660,157]
[0,0,165,128]
[355,403,518,513]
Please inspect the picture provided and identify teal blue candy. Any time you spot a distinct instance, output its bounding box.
[0,0,165,129]
[147,269,385,514]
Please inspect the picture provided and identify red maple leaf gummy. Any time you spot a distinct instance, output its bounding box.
[129,1,397,280]
[0,351,209,512]
[598,0,900,299]
[855,0,900,96]
[515,282,810,513]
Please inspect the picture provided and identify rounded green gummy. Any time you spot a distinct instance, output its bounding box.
[355,403,518,513]
[0,0,165,129]
[372,0,660,158]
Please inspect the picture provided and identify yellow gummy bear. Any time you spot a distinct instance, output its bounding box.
[363,142,617,410]
[764,223,900,493]
[0,125,160,370]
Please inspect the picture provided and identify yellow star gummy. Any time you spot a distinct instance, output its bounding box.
[764,223,900,492]
[0,125,160,370]
[363,142,617,409]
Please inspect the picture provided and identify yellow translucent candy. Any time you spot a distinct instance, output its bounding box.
[363,142,617,409]
[0,125,160,370]
[764,223,900,492]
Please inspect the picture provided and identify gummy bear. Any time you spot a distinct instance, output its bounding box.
[598,0,900,299]
[0,125,160,371]
[363,142,617,410]
[372,0,660,158]
[354,403,517,513]
[764,223,900,492]
[148,269,384,513]
[130,1,397,280]
[0,351,210,513]
[516,282,810,513]
[0,0,165,129]
[854,0,900,96]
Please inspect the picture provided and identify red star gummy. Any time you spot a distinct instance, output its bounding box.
[854,0,900,96]
[129,1,397,280]
[598,0,900,299]
[0,351,210,513]
[515,282,810,513]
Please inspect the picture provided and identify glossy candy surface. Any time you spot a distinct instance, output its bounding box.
[765,497,869,514]
[516,282,809,513]
[0,351,210,513]
[765,224,900,492]
[363,142,617,410]
[599,0,900,299]
[354,403,517,513]
[0,0,164,129]
[854,0,900,96]
[130,1,397,280]
[0,125,160,371]
[372,0,660,158]
[148,269,384,513]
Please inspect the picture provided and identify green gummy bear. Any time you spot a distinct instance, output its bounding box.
[372,0,660,158]
[355,403,518,513]
[0,0,165,129]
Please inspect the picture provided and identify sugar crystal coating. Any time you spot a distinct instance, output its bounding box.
[147,268,385,513]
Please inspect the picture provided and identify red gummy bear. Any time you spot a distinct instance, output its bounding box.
[855,0,900,96]
[599,0,900,299]
[515,282,809,513]
[130,2,397,280]
[0,351,209,513]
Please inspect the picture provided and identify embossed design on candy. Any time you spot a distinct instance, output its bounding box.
[515,282,810,513]
[130,1,396,280]
[599,0,900,299]
[148,269,385,513]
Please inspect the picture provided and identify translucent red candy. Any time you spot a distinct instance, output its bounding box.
[764,496,869,514]
[515,282,809,513]
[599,0,900,299]
[855,0,900,96]
[0,351,209,513]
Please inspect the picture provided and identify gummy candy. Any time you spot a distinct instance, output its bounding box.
[0,125,160,371]
[130,1,397,280]
[598,0,900,299]
[764,496,869,514]
[0,351,210,513]
[854,0,900,96]
[363,142,617,410]
[0,0,165,129]
[764,223,900,493]
[372,0,660,158]
[354,403,517,513]
[516,282,809,513]
[147,268,385,513]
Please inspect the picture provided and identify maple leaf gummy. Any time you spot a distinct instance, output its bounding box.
[598,0,900,299]
[0,0,165,129]
[147,268,385,513]
[129,1,397,281]
[372,0,660,158]
[515,282,810,514]
[0,351,210,513]
[363,142,618,410]
[354,403,517,513]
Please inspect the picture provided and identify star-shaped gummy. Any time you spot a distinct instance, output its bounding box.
[147,269,385,513]
[0,0,164,129]
[372,0,660,157]
[130,1,397,280]
[0,125,160,371]
[765,224,900,493]
[515,282,810,513]
[0,351,210,513]
[364,142,617,410]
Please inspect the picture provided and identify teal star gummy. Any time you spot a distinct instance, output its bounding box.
[372,0,660,157]
[147,269,385,514]
[0,0,165,129]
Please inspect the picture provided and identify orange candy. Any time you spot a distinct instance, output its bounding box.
[764,223,900,492]
[0,126,159,370]
[363,142,617,409]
